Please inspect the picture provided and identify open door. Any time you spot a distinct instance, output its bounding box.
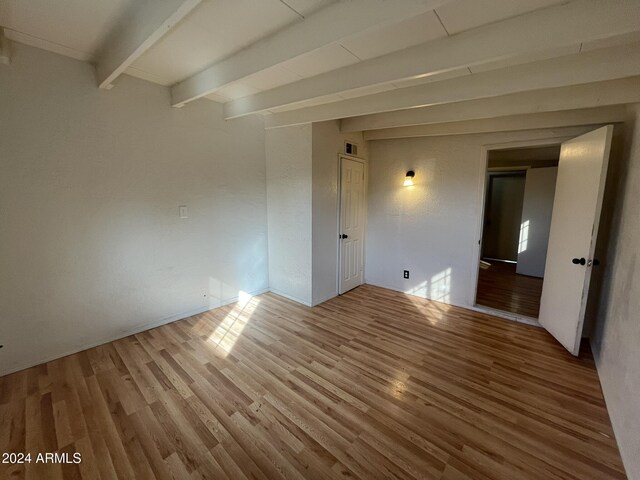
[539,125,613,355]
[338,156,365,294]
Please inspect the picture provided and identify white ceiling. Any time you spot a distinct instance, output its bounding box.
[1,0,638,116]
[340,10,447,61]
[127,0,308,86]
[0,0,136,62]
[434,0,570,35]
[0,0,570,96]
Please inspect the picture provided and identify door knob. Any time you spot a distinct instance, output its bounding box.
[572,257,586,265]
[340,234,349,239]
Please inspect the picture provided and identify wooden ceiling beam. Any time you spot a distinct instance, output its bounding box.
[264,45,640,128]
[170,0,450,107]
[228,0,640,119]
[341,77,640,132]
[95,0,202,89]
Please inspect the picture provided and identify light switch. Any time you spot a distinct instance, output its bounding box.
[179,205,188,218]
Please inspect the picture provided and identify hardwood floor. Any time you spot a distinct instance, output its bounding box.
[476,260,544,318]
[0,285,625,480]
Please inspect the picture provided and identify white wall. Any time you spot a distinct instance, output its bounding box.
[517,167,558,277]
[265,124,313,306]
[0,44,269,376]
[365,127,594,309]
[265,120,366,307]
[591,104,640,480]
[312,120,366,305]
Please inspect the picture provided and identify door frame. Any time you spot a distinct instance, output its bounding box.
[469,136,577,323]
[337,154,368,295]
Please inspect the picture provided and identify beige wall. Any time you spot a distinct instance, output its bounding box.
[365,126,594,308]
[366,119,639,477]
[265,124,313,306]
[591,104,640,480]
[2,40,637,480]
[312,120,366,305]
[265,120,366,306]
[0,44,269,375]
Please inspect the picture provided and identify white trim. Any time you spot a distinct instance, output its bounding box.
[5,28,92,62]
[268,288,312,307]
[469,145,490,307]
[0,287,269,377]
[336,154,342,296]
[487,166,532,173]
[479,136,574,152]
[311,292,337,307]
[465,304,542,327]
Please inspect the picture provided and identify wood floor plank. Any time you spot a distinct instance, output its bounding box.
[476,260,543,318]
[0,285,627,479]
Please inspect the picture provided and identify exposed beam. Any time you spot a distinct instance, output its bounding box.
[170,0,450,107]
[226,0,640,118]
[362,106,626,140]
[341,77,640,132]
[95,0,202,89]
[0,28,10,65]
[264,44,640,128]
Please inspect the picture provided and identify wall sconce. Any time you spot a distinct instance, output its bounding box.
[403,170,415,186]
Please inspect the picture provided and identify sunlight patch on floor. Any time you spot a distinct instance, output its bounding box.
[404,267,453,324]
[208,291,259,356]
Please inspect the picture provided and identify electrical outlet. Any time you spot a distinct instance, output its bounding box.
[403,270,409,279]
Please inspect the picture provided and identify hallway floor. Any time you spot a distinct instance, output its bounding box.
[476,260,544,318]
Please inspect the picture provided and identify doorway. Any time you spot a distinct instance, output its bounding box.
[472,125,613,356]
[338,155,366,294]
[475,146,561,319]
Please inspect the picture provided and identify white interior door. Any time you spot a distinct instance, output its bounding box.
[539,125,613,355]
[339,157,365,294]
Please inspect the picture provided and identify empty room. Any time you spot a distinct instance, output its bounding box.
[1,0,640,479]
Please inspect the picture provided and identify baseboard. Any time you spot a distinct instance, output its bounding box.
[465,304,542,327]
[311,292,337,307]
[268,288,312,307]
[365,280,542,327]
[0,286,269,377]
